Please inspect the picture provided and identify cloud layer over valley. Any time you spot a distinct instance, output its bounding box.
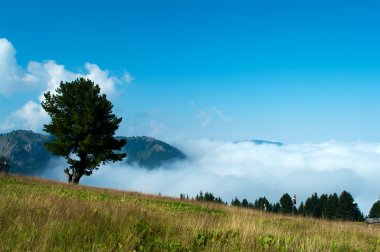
[43,139,380,215]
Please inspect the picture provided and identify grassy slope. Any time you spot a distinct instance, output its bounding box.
[0,174,379,251]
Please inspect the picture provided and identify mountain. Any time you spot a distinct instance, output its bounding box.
[0,130,187,175]
[119,136,186,169]
[234,139,283,146]
[0,130,54,175]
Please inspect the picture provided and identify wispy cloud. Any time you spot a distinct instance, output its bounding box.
[211,106,231,123]
[195,105,231,128]
[123,72,135,84]
[43,139,380,215]
[198,110,212,128]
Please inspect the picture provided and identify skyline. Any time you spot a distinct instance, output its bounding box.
[1,1,380,142]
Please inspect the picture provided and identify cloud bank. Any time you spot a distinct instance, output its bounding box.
[43,139,380,215]
[0,38,133,132]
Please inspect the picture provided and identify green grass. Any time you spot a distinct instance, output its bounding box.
[0,174,379,251]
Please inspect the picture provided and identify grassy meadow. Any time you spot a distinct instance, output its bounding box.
[0,174,379,251]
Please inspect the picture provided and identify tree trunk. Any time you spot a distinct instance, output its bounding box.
[64,168,83,184]
[72,171,83,184]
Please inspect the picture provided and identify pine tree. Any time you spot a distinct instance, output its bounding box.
[369,200,380,218]
[323,193,338,219]
[204,192,215,202]
[241,198,249,208]
[337,191,362,221]
[273,203,281,213]
[254,197,272,211]
[318,194,328,218]
[41,78,126,184]
[298,201,305,216]
[231,197,241,207]
[304,193,319,217]
[279,193,293,214]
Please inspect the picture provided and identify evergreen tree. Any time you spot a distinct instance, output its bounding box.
[304,193,319,217]
[231,197,241,207]
[255,197,272,211]
[273,202,281,213]
[241,198,249,208]
[318,194,328,218]
[279,193,293,214]
[323,193,339,219]
[41,78,126,184]
[204,192,215,202]
[196,191,204,201]
[369,200,380,218]
[298,201,305,216]
[337,191,362,221]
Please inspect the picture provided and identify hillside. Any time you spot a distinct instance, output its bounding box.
[0,130,186,175]
[119,136,186,169]
[0,174,379,251]
[0,130,54,175]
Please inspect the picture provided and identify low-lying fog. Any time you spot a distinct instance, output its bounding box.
[43,139,380,215]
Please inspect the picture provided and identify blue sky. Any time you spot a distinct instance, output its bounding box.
[1,0,380,142]
[2,0,380,213]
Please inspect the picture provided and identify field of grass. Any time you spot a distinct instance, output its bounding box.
[0,174,379,251]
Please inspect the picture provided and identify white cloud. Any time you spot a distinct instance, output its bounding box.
[0,37,132,132]
[0,38,37,95]
[83,63,120,96]
[42,139,380,215]
[1,101,49,132]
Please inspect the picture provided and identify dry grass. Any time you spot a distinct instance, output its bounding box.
[0,174,379,251]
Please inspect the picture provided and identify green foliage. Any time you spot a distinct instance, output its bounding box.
[323,193,339,219]
[337,191,363,221]
[41,78,126,183]
[256,235,293,252]
[298,201,305,215]
[279,193,293,214]
[254,197,272,211]
[318,194,328,217]
[304,193,320,217]
[193,229,240,250]
[0,155,10,173]
[231,197,242,207]
[241,198,249,207]
[369,200,380,218]
[273,203,281,213]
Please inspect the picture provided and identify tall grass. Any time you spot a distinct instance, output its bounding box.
[0,174,379,251]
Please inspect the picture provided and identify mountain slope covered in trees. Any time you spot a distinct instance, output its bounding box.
[0,130,186,175]
[0,130,54,175]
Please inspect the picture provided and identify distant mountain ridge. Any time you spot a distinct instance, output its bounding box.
[234,140,283,146]
[0,130,187,175]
